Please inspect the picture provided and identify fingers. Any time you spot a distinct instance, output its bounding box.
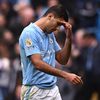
[65,73,83,85]
[58,22,72,38]
[57,20,72,29]
[65,22,72,29]
[72,76,83,85]
[61,21,72,30]
[78,76,83,84]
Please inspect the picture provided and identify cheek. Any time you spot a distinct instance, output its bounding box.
[51,22,58,29]
[50,19,57,26]
[48,19,58,31]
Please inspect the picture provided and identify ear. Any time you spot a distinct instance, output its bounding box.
[47,13,55,20]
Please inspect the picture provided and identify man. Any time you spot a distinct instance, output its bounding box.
[74,33,100,100]
[19,5,83,100]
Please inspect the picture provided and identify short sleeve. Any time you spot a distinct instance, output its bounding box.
[21,31,41,57]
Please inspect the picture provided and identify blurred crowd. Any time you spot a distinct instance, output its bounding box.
[0,0,100,100]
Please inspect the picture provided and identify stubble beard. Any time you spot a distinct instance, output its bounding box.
[44,26,53,34]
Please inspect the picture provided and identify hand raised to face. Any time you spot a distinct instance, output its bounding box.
[57,20,72,39]
[57,20,72,29]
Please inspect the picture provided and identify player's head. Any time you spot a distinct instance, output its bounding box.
[42,5,69,33]
[43,4,68,22]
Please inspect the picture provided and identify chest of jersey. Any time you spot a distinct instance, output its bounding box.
[39,35,55,59]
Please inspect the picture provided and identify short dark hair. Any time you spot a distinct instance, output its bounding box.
[83,33,96,39]
[43,5,69,22]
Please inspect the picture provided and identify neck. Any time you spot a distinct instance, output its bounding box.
[34,17,47,33]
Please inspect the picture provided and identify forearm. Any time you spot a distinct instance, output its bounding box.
[56,38,72,65]
[31,58,68,79]
[30,55,83,85]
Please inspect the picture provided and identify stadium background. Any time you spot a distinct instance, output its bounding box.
[0,0,100,100]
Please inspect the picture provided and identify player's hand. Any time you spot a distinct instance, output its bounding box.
[62,22,72,30]
[58,20,72,39]
[57,20,72,29]
[64,72,83,85]
[63,22,72,39]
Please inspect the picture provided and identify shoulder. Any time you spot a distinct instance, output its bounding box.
[20,24,37,40]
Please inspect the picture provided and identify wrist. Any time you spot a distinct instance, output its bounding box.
[61,71,69,79]
[66,38,72,43]
[62,71,71,81]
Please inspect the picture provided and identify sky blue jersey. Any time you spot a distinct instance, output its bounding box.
[19,23,61,89]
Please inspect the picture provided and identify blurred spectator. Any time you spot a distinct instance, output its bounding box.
[0,14,6,37]
[2,30,15,44]
[47,0,59,7]
[2,30,15,59]
[57,58,77,100]
[34,0,59,19]
[0,0,17,25]
[68,17,78,33]
[71,29,88,100]
[17,0,30,5]
[56,30,77,100]
[74,32,100,100]
[12,42,22,100]
[75,1,97,28]
[0,14,6,28]
[74,29,87,48]
[13,42,22,85]
[9,4,35,40]
[96,6,100,41]
[0,41,11,100]
[17,5,35,27]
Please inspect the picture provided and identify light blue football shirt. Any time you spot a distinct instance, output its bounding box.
[19,23,61,88]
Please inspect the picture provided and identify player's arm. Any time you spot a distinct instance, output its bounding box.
[30,54,83,85]
[56,22,72,65]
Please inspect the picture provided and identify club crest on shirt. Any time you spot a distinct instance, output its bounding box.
[25,38,32,47]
